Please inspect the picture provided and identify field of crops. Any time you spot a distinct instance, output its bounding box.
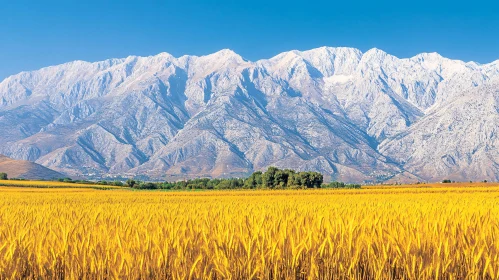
[0,179,121,189]
[1,184,499,279]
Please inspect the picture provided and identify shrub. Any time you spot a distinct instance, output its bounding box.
[137,182,158,190]
[112,181,124,187]
[126,179,136,188]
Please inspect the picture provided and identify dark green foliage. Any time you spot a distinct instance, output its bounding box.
[0,167,356,191]
[136,182,157,190]
[324,181,361,189]
[126,179,136,188]
[56,179,125,186]
[118,168,355,191]
[97,180,109,185]
[262,166,279,188]
[442,179,452,183]
[274,170,289,189]
[215,178,244,190]
[260,167,323,189]
[0,173,7,180]
[125,177,244,190]
[58,177,73,183]
[112,181,124,187]
[244,171,262,189]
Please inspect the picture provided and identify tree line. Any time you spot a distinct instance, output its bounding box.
[127,167,360,190]
[0,167,362,190]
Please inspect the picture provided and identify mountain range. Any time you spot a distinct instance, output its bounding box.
[1,47,499,182]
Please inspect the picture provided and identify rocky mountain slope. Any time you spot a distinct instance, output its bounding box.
[0,154,64,180]
[1,47,498,182]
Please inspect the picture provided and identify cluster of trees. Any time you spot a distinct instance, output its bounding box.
[125,167,326,190]
[57,177,124,186]
[0,168,362,190]
[244,167,323,189]
[125,178,245,190]
[324,181,361,189]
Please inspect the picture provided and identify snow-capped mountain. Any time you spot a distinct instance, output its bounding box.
[1,47,499,182]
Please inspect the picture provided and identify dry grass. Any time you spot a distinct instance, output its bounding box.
[0,180,121,189]
[0,183,498,279]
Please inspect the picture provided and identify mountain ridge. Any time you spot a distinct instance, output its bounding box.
[5,46,498,83]
[1,46,499,182]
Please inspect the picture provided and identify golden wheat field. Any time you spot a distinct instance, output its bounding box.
[1,183,499,279]
[0,179,120,189]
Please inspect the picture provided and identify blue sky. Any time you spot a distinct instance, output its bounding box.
[1,0,498,80]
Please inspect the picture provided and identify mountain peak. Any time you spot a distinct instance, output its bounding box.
[413,52,444,62]
[217,48,238,55]
[305,46,362,55]
[209,49,244,60]
[155,52,175,59]
[363,48,389,58]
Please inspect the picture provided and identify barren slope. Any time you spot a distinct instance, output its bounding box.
[0,154,64,180]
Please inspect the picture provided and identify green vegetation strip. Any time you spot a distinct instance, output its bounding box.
[0,167,361,190]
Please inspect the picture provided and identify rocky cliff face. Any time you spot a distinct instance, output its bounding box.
[1,47,498,182]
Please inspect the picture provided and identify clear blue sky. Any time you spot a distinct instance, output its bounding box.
[1,0,498,80]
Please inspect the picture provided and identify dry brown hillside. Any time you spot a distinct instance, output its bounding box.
[0,154,64,180]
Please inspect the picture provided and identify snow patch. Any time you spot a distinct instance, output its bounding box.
[324,75,353,84]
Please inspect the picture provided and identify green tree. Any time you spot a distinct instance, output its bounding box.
[216,180,232,189]
[299,172,312,188]
[112,181,124,187]
[63,177,74,183]
[244,171,263,189]
[126,179,136,188]
[244,175,256,189]
[310,172,323,188]
[254,171,263,186]
[289,172,302,187]
[0,173,7,180]
[138,182,157,189]
[325,181,360,189]
[262,167,279,188]
[275,170,289,189]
